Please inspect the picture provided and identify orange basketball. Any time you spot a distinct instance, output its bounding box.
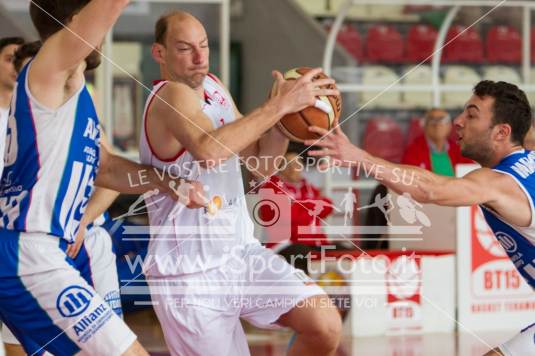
[271,67,342,142]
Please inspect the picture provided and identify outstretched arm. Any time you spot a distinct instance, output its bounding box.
[305,126,452,202]
[95,145,206,208]
[305,126,532,227]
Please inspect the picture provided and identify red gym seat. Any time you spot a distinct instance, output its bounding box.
[443,25,484,63]
[406,24,438,63]
[365,25,404,63]
[486,26,521,64]
[336,24,364,62]
[362,117,405,162]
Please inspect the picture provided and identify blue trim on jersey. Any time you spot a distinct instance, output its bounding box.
[51,87,100,241]
[0,63,41,230]
[481,150,535,289]
[0,229,80,355]
[0,61,101,241]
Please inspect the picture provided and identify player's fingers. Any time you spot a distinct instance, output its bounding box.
[304,138,334,149]
[301,67,323,82]
[314,88,340,97]
[312,78,336,87]
[308,149,335,157]
[66,244,73,257]
[66,241,81,259]
[71,245,82,259]
[308,125,330,136]
[272,70,284,83]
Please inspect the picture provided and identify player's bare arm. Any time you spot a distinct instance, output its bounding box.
[96,145,206,208]
[212,74,290,178]
[81,130,121,224]
[307,125,532,227]
[152,68,338,163]
[29,0,130,109]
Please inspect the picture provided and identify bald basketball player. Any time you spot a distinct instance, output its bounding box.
[0,1,202,355]
[308,80,535,356]
[140,10,342,356]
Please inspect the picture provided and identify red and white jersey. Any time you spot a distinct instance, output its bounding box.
[139,74,257,276]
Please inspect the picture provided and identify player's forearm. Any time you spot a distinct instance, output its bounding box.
[95,154,170,196]
[81,187,120,226]
[196,99,285,162]
[359,153,450,203]
[247,127,289,178]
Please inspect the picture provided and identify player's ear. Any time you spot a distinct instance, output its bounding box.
[495,123,512,142]
[151,43,165,64]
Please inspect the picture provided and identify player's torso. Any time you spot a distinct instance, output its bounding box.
[0,62,100,242]
[140,74,256,275]
[480,149,535,288]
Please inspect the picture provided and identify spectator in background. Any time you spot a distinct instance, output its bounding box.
[260,151,335,272]
[402,108,472,176]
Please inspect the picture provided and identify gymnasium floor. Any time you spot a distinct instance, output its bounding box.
[126,309,517,356]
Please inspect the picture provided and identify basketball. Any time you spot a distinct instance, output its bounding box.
[272,67,342,142]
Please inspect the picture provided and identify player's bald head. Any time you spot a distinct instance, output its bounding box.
[155,11,205,45]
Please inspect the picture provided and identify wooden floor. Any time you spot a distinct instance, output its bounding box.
[126,309,518,356]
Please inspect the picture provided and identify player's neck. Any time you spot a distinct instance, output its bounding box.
[485,144,524,167]
[0,86,12,109]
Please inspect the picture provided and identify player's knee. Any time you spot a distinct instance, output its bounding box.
[4,343,26,356]
[303,306,342,352]
[483,347,504,356]
[121,340,148,356]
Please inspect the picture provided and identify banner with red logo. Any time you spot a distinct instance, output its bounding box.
[386,254,422,332]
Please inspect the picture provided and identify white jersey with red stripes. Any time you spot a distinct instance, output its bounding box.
[139,74,257,276]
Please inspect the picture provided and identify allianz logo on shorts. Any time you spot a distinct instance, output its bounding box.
[56,286,94,318]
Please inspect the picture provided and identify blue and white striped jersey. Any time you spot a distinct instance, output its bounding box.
[481,149,535,289]
[0,62,100,242]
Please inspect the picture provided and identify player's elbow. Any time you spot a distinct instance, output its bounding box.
[192,138,233,164]
[190,146,231,166]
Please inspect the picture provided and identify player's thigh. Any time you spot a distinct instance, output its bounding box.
[0,233,136,356]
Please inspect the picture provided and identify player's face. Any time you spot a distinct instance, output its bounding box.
[162,17,209,90]
[454,95,496,165]
[0,44,20,90]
